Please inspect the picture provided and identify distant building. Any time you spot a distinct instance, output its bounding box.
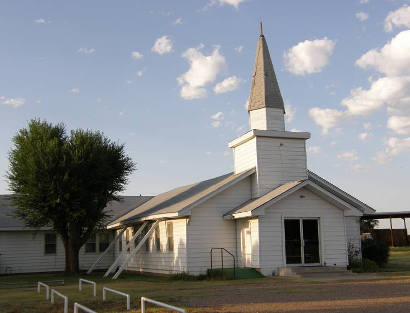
[0,28,375,277]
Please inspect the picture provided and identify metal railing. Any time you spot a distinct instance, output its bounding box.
[210,247,236,279]
[102,287,130,310]
[37,281,50,299]
[74,302,97,313]
[79,278,96,297]
[141,297,185,313]
[51,289,68,313]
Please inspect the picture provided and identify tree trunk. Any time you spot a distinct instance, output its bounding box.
[63,238,80,273]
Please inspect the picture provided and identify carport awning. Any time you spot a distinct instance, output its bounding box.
[362,211,410,219]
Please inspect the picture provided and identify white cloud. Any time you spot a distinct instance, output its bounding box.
[373,137,410,164]
[309,108,346,134]
[178,45,226,100]
[285,103,296,123]
[360,0,370,3]
[363,122,372,130]
[174,18,183,25]
[137,70,144,77]
[125,80,133,85]
[352,164,368,172]
[356,12,369,22]
[387,116,410,135]
[211,111,224,127]
[205,0,245,9]
[337,150,359,162]
[307,146,321,154]
[1,97,25,108]
[356,31,410,76]
[151,36,173,55]
[384,5,410,32]
[131,51,143,60]
[213,76,242,94]
[284,38,336,76]
[329,141,337,146]
[69,88,80,94]
[358,132,370,140]
[34,18,49,24]
[235,45,243,53]
[78,48,95,55]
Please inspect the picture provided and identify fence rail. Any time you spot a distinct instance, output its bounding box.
[79,278,96,297]
[50,289,68,313]
[141,297,185,313]
[102,287,130,310]
[37,281,50,299]
[74,302,97,313]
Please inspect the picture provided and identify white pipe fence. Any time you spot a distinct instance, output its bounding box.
[79,278,96,297]
[37,281,50,300]
[102,287,130,310]
[74,302,97,313]
[50,289,68,313]
[140,297,185,313]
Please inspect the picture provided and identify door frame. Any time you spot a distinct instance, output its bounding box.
[282,217,322,267]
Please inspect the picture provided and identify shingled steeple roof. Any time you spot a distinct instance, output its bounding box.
[248,23,285,112]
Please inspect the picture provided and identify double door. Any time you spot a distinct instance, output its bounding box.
[284,218,321,265]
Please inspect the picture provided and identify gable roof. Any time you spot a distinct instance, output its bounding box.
[0,195,152,231]
[108,168,256,228]
[225,171,375,219]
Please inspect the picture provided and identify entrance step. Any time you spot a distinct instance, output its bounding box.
[277,266,348,277]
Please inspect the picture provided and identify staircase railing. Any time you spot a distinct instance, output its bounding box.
[210,248,236,279]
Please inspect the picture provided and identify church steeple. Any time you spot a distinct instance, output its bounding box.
[248,23,285,112]
[248,24,285,131]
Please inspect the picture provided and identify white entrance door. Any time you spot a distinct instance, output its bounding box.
[284,218,321,266]
[242,228,252,267]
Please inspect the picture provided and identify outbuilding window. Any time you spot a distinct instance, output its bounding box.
[155,226,161,252]
[167,222,174,252]
[45,233,56,254]
[85,234,97,253]
[99,233,110,252]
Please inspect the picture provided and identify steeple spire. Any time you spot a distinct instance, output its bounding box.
[248,25,285,113]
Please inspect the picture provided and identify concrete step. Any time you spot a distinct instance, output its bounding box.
[277,266,348,277]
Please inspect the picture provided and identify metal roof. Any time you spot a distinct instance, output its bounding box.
[363,211,410,219]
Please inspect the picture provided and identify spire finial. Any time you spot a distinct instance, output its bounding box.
[259,21,263,36]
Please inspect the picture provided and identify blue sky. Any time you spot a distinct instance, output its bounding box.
[1,0,410,213]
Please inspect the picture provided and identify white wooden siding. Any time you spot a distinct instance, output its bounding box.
[119,219,188,275]
[258,187,348,276]
[256,137,307,196]
[345,216,362,259]
[233,137,257,174]
[186,176,252,275]
[249,108,285,131]
[0,231,114,274]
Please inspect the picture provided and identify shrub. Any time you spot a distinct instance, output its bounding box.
[350,258,379,273]
[362,238,389,267]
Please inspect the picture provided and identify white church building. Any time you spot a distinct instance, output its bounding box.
[0,29,375,277]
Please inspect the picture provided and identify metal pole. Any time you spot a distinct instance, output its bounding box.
[403,218,409,246]
[221,249,224,278]
[390,216,394,247]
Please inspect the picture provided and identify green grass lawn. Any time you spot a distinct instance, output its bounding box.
[380,246,410,274]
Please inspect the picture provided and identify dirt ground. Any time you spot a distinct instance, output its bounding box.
[185,277,410,313]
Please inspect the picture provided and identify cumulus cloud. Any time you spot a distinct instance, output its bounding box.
[360,0,370,3]
[131,51,143,60]
[213,76,242,94]
[356,30,410,76]
[358,132,370,140]
[307,146,321,154]
[174,18,183,25]
[204,0,245,9]
[285,103,296,123]
[373,137,410,164]
[309,108,346,134]
[337,150,359,162]
[34,18,50,24]
[384,5,410,32]
[356,12,369,22]
[387,116,410,135]
[235,45,244,53]
[178,44,226,99]
[211,111,224,128]
[78,48,96,55]
[69,88,80,94]
[1,96,25,108]
[284,38,336,76]
[152,36,173,55]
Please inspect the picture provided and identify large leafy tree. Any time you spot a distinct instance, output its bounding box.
[7,120,135,273]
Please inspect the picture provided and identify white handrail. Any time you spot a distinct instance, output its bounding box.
[87,228,126,274]
[74,302,97,313]
[104,222,148,278]
[141,297,185,313]
[50,289,68,313]
[37,281,50,300]
[79,278,96,297]
[102,287,130,310]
